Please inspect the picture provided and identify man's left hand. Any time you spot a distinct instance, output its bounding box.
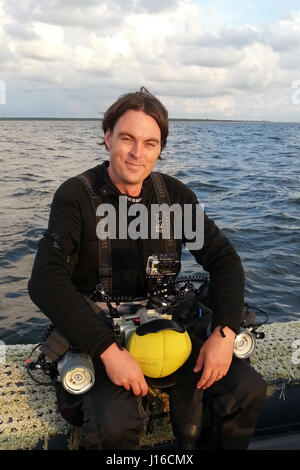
[193,326,236,389]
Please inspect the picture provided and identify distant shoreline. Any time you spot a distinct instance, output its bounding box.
[0,117,273,123]
[1,117,300,124]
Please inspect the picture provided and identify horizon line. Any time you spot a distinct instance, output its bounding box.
[0,116,274,122]
[1,116,300,124]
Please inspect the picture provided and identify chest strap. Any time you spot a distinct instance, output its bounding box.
[76,170,177,295]
[151,172,177,256]
[76,172,113,295]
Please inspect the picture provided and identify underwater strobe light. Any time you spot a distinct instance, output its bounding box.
[57,351,95,395]
[233,329,257,359]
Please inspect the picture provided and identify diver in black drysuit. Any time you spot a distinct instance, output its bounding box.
[28,161,266,450]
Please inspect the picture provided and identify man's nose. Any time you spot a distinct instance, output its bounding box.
[130,140,143,159]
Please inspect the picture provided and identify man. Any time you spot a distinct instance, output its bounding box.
[28,87,266,450]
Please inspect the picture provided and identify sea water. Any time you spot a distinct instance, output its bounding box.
[0,119,299,344]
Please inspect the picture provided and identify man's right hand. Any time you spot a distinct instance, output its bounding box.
[100,342,148,397]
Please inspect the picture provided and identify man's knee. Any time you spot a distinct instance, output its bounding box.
[80,392,147,450]
[101,416,146,450]
[205,358,267,417]
[236,361,267,404]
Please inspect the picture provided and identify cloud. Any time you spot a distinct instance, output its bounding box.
[14,23,71,62]
[263,12,300,52]
[173,24,259,49]
[137,0,182,14]
[176,46,245,68]
[278,51,300,71]
[2,0,130,29]
[4,22,38,40]
[1,0,300,120]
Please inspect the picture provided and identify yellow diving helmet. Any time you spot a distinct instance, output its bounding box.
[126,318,192,380]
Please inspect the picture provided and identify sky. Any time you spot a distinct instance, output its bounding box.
[1,0,300,120]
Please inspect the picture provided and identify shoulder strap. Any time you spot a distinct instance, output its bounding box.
[76,172,112,294]
[150,172,177,255]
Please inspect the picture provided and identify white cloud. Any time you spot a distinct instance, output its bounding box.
[2,0,127,29]
[1,0,300,120]
[177,46,245,68]
[15,23,71,61]
[4,22,38,40]
[265,12,300,52]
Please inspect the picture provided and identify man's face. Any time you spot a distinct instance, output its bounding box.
[105,109,161,194]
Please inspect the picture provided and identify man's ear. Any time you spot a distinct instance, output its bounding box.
[104,129,112,150]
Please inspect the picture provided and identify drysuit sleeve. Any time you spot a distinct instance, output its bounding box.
[188,208,245,335]
[163,174,244,335]
[28,177,116,358]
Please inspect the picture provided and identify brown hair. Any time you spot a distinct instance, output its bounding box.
[101,87,168,156]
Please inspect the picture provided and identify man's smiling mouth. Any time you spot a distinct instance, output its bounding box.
[125,161,144,168]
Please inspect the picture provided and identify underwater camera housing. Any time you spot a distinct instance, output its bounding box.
[27,263,267,393]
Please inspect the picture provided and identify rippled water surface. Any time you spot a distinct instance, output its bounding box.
[0,120,299,344]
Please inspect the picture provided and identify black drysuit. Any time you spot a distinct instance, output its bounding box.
[28,161,266,449]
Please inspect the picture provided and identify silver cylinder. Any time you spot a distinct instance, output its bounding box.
[58,351,95,395]
[233,330,257,359]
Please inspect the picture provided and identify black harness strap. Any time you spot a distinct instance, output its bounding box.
[76,172,113,294]
[151,172,177,256]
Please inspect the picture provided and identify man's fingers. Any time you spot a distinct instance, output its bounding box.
[193,352,204,373]
[129,376,148,397]
[123,382,131,392]
[197,371,215,389]
[140,381,149,397]
[197,367,228,389]
[130,381,141,396]
[216,369,228,381]
[196,362,212,389]
[203,369,219,389]
[101,344,149,396]
[133,379,148,397]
